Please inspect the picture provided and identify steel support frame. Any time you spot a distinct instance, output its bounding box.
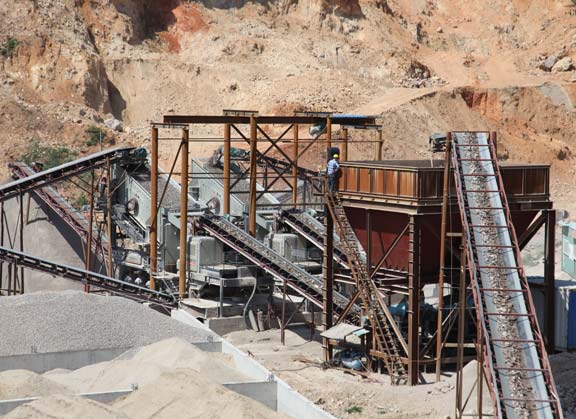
[407,214,421,385]
[323,199,334,362]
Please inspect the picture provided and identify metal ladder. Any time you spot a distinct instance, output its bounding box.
[450,132,562,418]
[324,191,408,384]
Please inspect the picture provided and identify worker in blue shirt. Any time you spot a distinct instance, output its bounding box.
[327,153,340,192]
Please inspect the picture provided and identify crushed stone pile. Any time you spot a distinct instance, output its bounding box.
[0,291,213,356]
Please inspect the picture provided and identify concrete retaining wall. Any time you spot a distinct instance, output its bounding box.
[171,309,336,419]
[0,389,134,415]
[0,347,130,374]
[223,381,277,411]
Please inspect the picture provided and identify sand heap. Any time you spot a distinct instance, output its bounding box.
[3,338,286,419]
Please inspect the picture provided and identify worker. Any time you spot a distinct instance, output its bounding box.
[327,153,341,192]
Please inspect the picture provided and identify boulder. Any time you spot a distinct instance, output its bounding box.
[540,55,559,72]
[552,57,574,72]
[104,117,122,132]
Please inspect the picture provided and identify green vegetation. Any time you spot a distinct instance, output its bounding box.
[85,126,116,147]
[345,406,363,414]
[85,126,106,146]
[1,37,18,58]
[22,140,78,170]
[73,194,89,208]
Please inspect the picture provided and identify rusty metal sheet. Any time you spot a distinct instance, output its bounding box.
[384,169,398,195]
[502,168,524,195]
[398,171,416,197]
[359,168,371,192]
[373,168,385,194]
[525,168,548,195]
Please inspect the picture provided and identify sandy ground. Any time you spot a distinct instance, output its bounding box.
[226,325,576,418]
[226,326,463,419]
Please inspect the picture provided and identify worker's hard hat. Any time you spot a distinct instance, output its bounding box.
[333,154,339,158]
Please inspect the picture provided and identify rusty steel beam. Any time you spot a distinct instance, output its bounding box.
[85,171,94,293]
[163,114,376,126]
[179,128,189,298]
[341,128,348,161]
[105,157,114,277]
[149,127,159,290]
[322,198,334,362]
[223,123,231,215]
[249,117,258,236]
[544,209,556,353]
[436,132,452,382]
[407,214,420,385]
[292,125,299,205]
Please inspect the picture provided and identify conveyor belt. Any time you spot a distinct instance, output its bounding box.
[197,215,359,318]
[0,246,176,307]
[10,164,110,264]
[451,132,561,418]
[278,209,348,267]
[2,147,135,202]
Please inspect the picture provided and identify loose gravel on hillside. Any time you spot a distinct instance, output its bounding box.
[0,291,214,356]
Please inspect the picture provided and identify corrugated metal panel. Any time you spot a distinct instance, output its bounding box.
[502,168,524,195]
[562,222,576,278]
[525,168,547,194]
[358,168,371,192]
[531,279,576,351]
[398,171,416,197]
[373,169,384,194]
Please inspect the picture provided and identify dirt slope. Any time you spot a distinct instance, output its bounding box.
[1,0,575,209]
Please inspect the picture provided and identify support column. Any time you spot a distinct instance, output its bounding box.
[436,132,452,381]
[105,158,114,278]
[223,123,231,215]
[292,124,299,205]
[248,117,258,237]
[322,202,334,362]
[179,128,189,299]
[0,202,3,294]
[366,209,372,276]
[326,117,332,152]
[19,192,24,293]
[376,129,383,160]
[455,244,467,419]
[149,126,159,291]
[85,171,94,293]
[408,214,421,385]
[544,209,556,352]
[341,128,348,161]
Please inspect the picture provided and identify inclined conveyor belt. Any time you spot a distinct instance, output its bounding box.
[451,132,561,418]
[0,246,176,307]
[1,147,135,202]
[198,215,360,318]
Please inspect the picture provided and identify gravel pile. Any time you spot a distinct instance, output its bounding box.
[0,291,214,356]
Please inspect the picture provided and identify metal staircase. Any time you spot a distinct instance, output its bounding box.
[324,191,408,384]
[450,132,562,418]
[197,215,360,318]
